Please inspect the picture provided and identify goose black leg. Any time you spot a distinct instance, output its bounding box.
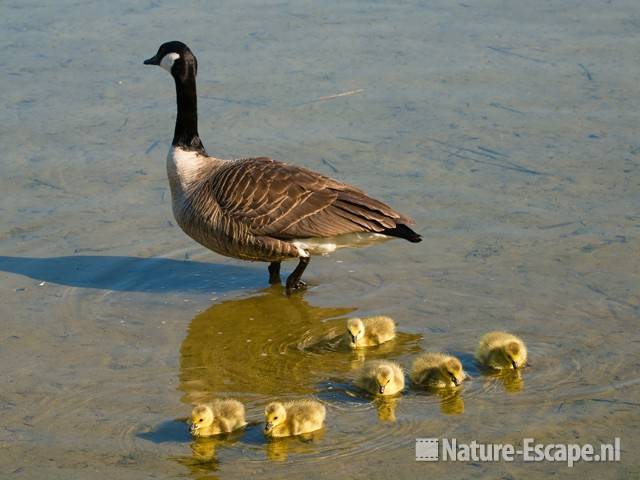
[268,261,281,284]
[286,257,310,293]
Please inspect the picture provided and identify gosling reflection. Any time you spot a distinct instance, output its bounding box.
[437,388,465,415]
[501,369,524,392]
[173,431,243,477]
[265,429,326,462]
[179,287,355,401]
[483,369,525,393]
[190,436,218,463]
[373,396,399,422]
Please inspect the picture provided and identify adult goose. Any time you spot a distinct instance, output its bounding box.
[143,41,421,293]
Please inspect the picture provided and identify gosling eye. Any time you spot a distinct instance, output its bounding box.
[273,416,278,420]
[199,418,203,422]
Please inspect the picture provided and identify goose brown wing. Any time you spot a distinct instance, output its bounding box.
[209,157,413,240]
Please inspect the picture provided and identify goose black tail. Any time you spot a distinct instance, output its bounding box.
[383,223,422,243]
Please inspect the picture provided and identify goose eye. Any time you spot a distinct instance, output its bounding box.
[273,416,278,420]
[199,418,203,422]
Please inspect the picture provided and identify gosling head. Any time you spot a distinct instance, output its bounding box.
[441,357,465,387]
[264,402,286,434]
[503,341,527,369]
[376,365,394,394]
[346,318,365,347]
[189,405,213,437]
[144,41,198,80]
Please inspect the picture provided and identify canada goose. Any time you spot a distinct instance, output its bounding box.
[410,353,466,389]
[355,360,405,396]
[345,316,396,348]
[263,400,326,437]
[189,399,247,437]
[475,331,528,370]
[143,41,421,293]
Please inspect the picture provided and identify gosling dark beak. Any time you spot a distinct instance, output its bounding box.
[144,55,160,66]
[512,360,518,370]
[264,422,272,432]
[189,424,196,435]
[452,377,459,387]
[379,385,385,394]
[350,334,357,344]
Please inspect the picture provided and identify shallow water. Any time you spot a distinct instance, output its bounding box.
[1,0,639,478]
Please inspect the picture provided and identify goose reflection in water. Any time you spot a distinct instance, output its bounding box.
[179,286,355,400]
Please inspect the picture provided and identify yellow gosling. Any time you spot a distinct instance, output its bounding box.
[475,331,528,370]
[264,400,326,438]
[410,353,466,389]
[190,399,247,437]
[345,316,396,348]
[355,360,405,395]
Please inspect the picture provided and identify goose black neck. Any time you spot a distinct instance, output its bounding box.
[173,75,206,154]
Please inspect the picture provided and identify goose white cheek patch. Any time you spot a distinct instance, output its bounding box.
[160,52,180,72]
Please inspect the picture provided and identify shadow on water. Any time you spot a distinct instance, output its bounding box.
[137,419,192,444]
[0,255,263,293]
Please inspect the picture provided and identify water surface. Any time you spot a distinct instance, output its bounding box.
[1,0,639,478]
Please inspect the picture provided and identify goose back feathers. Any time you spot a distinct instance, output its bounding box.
[168,148,419,262]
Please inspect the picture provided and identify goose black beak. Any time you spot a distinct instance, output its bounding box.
[379,385,385,394]
[511,360,518,370]
[144,55,160,66]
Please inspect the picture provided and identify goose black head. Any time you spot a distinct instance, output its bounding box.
[144,41,198,81]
